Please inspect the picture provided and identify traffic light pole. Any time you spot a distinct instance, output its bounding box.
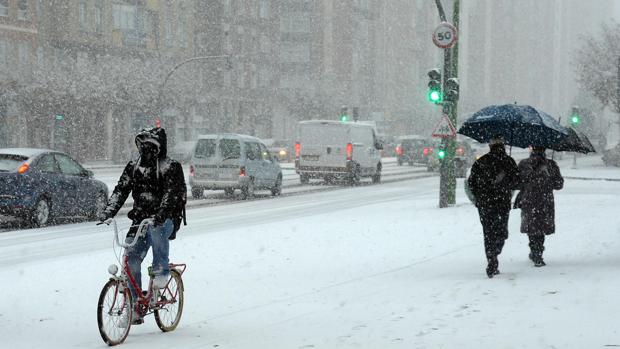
[436,0,460,208]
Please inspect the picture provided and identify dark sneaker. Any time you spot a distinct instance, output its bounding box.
[486,267,494,278]
[493,269,500,275]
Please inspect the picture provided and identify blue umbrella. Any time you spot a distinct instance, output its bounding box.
[458,104,570,149]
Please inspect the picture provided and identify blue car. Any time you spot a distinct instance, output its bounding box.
[0,148,109,227]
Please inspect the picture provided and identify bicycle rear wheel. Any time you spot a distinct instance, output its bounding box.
[97,279,133,346]
[154,269,184,332]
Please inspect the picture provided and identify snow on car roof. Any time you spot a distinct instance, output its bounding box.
[0,148,51,158]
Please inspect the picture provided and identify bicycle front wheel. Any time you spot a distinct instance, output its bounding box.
[97,279,133,346]
[155,269,184,332]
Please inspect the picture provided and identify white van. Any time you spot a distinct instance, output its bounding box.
[189,134,282,199]
[294,120,383,184]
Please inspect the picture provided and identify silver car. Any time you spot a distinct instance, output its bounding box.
[189,134,283,199]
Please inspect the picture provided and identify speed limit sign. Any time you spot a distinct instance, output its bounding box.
[432,22,458,49]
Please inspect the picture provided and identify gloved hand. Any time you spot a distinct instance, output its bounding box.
[97,211,111,223]
[153,211,166,226]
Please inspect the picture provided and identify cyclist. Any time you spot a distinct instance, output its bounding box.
[99,127,187,325]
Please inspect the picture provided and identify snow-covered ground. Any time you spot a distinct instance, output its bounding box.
[1,155,619,348]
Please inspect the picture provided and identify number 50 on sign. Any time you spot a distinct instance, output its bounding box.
[432,22,458,49]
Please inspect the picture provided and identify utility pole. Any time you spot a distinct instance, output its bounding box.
[434,0,460,208]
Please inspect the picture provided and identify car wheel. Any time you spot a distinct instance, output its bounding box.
[90,192,108,220]
[271,175,282,196]
[31,198,51,227]
[397,159,403,166]
[241,178,255,200]
[224,188,235,196]
[372,164,382,184]
[300,174,309,184]
[191,187,204,199]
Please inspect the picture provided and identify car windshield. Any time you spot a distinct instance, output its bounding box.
[0,154,29,172]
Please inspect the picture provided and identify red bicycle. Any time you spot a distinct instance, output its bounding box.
[96,218,186,346]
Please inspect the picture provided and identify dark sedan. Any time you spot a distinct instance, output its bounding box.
[0,148,109,227]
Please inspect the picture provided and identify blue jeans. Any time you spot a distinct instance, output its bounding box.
[124,218,173,299]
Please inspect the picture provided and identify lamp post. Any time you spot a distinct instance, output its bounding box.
[157,54,232,116]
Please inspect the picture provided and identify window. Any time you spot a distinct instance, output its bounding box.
[194,139,217,158]
[94,1,103,32]
[54,154,84,176]
[245,142,260,160]
[112,4,136,30]
[79,1,87,29]
[18,0,29,20]
[259,0,269,18]
[18,43,30,65]
[279,43,310,63]
[280,13,311,33]
[259,143,271,160]
[36,46,45,66]
[0,0,8,17]
[178,18,187,48]
[36,155,57,173]
[223,0,231,16]
[0,39,7,66]
[220,139,240,159]
[165,17,174,47]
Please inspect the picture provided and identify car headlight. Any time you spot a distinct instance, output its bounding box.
[279,149,287,156]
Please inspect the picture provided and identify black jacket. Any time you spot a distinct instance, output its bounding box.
[515,152,563,235]
[104,128,186,223]
[467,146,520,211]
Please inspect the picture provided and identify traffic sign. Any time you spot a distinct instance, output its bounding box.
[432,114,457,138]
[432,22,458,49]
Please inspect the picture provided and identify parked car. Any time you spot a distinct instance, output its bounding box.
[395,135,435,166]
[0,148,109,226]
[189,134,283,199]
[426,140,476,177]
[295,120,382,184]
[265,139,292,162]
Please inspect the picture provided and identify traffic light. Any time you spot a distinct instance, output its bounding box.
[427,69,442,104]
[437,147,446,160]
[570,106,581,125]
[445,78,459,102]
[352,107,359,122]
[340,106,349,122]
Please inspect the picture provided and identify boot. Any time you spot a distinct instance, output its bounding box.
[486,257,499,278]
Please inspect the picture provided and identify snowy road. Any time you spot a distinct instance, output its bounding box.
[2,157,620,348]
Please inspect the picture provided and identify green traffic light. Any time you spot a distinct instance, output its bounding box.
[340,115,348,122]
[571,115,581,125]
[428,90,442,104]
[437,149,446,159]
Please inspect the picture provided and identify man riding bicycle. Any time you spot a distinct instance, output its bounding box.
[99,127,187,325]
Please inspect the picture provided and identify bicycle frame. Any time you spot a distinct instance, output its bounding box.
[106,218,186,316]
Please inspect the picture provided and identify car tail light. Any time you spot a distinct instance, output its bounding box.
[346,143,353,161]
[295,142,301,159]
[17,163,29,174]
[456,147,464,156]
[189,164,195,177]
[396,146,403,156]
[239,166,246,177]
[423,147,430,156]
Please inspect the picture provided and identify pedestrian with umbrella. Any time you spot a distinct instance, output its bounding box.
[467,135,520,278]
[513,146,564,267]
[459,104,571,277]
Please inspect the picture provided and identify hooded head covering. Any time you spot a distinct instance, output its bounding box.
[135,127,168,159]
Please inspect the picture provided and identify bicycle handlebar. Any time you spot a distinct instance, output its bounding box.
[101,218,154,249]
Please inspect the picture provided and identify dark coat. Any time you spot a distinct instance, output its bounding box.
[515,152,563,235]
[467,146,520,212]
[104,128,187,223]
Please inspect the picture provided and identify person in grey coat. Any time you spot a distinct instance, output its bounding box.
[514,146,564,267]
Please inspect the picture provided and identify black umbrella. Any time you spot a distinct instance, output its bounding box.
[458,104,571,149]
[552,127,596,153]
